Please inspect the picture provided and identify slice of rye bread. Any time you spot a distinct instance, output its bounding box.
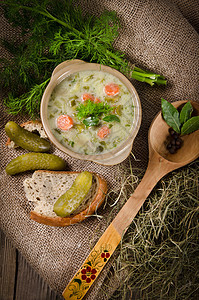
[6,120,48,148]
[23,170,107,226]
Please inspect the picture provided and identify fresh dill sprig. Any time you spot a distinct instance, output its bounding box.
[0,0,167,117]
[4,78,50,118]
[76,100,113,120]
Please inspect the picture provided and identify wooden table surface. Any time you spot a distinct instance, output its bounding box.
[0,229,64,300]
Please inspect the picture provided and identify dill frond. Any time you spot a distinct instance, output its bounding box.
[76,100,113,120]
[4,78,50,118]
[0,0,166,117]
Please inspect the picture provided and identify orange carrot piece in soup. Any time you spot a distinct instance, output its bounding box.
[57,115,74,131]
[81,93,95,102]
[97,126,110,139]
[104,83,120,96]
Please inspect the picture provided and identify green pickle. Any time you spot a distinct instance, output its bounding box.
[6,153,66,175]
[5,121,51,152]
[53,171,92,217]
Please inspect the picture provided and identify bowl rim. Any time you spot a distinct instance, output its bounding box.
[40,60,142,163]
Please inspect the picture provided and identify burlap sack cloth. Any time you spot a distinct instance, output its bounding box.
[0,0,199,299]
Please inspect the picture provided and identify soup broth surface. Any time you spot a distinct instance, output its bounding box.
[47,70,135,155]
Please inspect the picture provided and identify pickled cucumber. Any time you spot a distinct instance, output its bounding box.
[5,121,50,152]
[6,153,66,175]
[53,171,92,217]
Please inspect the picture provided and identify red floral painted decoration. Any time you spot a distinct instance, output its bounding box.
[81,266,97,283]
[101,250,110,262]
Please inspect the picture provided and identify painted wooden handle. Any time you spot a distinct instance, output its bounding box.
[62,223,121,299]
[63,152,173,299]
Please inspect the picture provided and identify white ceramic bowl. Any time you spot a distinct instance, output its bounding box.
[40,60,142,165]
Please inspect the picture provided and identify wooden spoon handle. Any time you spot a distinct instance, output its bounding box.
[112,154,171,235]
[62,223,121,300]
[63,153,171,299]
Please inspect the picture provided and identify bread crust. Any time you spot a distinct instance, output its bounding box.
[29,170,107,226]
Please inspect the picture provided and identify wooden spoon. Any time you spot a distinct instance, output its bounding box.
[63,100,199,300]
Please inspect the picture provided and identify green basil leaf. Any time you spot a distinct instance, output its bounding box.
[103,115,120,122]
[83,116,99,127]
[181,116,199,135]
[180,101,193,124]
[161,98,181,133]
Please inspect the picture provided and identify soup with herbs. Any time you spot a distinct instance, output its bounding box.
[47,70,135,155]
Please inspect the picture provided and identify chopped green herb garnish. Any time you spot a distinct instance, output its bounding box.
[54,128,61,134]
[83,75,94,82]
[83,86,89,90]
[115,105,123,116]
[96,145,104,153]
[68,141,75,147]
[70,99,76,107]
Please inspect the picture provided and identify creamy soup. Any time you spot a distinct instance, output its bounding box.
[47,70,135,155]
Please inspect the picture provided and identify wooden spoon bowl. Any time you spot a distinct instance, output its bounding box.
[149,100,199,164]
